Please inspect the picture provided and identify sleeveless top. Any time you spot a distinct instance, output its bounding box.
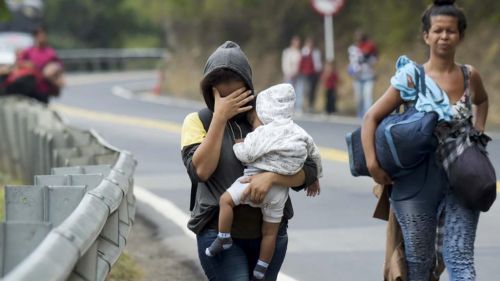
[435,65,475,170]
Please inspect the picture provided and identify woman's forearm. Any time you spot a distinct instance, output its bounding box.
[470,66,489,132]
[192,114,226,181]
[473,100,488,132]
[272,170,306,187]
[361,114,379,169]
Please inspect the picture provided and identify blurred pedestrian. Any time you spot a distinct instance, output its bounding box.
[297,37,322,114]
[18,25,64,103]
[348,30,377,118]
[361,0,489,279]
[320,61,339,114]
[281,35,301,91]
[3,50,38,99]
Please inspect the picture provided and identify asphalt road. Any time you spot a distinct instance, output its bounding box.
[54,71,500,281]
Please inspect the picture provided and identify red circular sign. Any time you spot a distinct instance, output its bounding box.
[310,0,345,16]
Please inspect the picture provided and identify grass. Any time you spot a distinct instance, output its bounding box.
[106,251,143,281]
[0,172,11,221]
[0,172,22,221]
[0,184,4,221]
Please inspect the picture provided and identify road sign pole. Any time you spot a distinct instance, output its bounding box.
[324,14,334,62]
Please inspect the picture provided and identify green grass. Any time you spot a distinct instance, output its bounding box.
[0,172,10,221]
[106,251,143,281]
[0,184,4,221]
[0,172,23,221]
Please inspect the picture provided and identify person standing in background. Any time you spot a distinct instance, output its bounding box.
[348,30,377,118]
[321,61,339,114]
[281,35,301,91]
[297,37,322,114]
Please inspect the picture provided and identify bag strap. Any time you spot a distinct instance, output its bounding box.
[400,64,426,112]
[198,108,213,131]
[416,64,426,97]
[188,108,213,211]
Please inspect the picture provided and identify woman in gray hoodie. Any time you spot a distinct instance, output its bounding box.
[181,41,319,280]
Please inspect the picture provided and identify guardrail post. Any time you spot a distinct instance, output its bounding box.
[0,222,52,275]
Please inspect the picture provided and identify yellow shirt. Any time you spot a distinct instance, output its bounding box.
[181,112,206,149]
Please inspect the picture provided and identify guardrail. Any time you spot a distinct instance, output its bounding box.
[57,48,166,72]
[0,96,137,280]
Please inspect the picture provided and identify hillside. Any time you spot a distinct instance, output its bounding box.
[43,0,500,127]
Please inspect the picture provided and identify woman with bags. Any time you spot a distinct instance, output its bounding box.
[361,0,491,280]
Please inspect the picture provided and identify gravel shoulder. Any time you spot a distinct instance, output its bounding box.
[125,213,205,281]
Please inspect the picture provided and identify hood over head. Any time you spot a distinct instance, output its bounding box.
[203,41,253,91]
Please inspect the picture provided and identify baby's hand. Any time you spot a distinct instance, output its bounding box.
[305,180,320,197]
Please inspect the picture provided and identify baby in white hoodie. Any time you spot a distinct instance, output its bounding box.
[205,83,323,281]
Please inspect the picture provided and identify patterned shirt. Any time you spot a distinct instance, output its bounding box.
[434,65,480,172]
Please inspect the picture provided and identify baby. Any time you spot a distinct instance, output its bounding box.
[205,83,323,281]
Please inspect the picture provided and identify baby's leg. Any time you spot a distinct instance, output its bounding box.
[218,192,235,233]
[206,178,248,257]
[253,221,280,280]
[205,192,235,257]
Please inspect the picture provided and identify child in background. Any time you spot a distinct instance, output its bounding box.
[321,62,339,114]
[205,83,323,281]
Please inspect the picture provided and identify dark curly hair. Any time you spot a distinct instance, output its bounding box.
[421,0,467,38]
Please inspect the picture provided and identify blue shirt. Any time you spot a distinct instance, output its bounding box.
[390,55,454,121]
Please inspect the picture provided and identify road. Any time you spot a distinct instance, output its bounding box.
[54,71,500,280]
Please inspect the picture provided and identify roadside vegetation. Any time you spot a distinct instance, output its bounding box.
[44,0,500,128]
[106,252,143,281]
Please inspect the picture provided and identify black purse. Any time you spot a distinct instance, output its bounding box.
[443,129,497,212]
[346,64,439,178]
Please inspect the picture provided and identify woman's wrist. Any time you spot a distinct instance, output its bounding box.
[212,112,228,125]
[367,158,380,171]
[266,172,279,185]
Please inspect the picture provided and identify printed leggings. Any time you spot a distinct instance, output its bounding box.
[391,154,480,281]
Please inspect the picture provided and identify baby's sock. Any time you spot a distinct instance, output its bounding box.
[252,260,269,280]
[205,232,232,257]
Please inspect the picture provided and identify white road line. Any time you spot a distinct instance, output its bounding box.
[111,86,133,100]
[134,185,300,281]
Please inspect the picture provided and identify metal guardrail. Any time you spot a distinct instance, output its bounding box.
[57,48,166,72]
[0,96,137,281]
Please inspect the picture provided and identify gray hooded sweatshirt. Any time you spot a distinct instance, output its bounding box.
[184,42,318,237]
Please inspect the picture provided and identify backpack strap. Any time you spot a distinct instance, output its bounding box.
[198,108,213,131]
[188,108,213,211]
[416,64,426,97]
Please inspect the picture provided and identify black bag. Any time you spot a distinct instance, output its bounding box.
[346,64,439,178]
[446,132,497,212]
[187,108,213,211]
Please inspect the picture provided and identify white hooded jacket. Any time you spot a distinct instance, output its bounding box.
[233,83,323,178]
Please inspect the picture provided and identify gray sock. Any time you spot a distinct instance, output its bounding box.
[252,260,269,280]
[205,233,232,257]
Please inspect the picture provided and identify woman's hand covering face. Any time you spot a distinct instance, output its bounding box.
[213,86,254,121]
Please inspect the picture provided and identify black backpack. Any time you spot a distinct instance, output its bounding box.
[188,108,213,211]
